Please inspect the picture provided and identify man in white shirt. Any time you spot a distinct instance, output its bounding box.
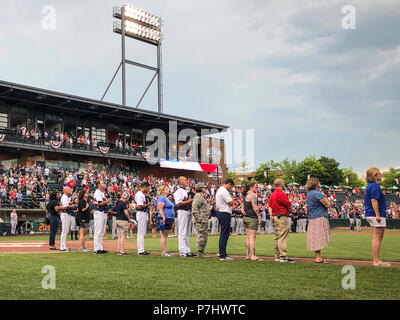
[174,176,196,257]
[135,182,151,255]
[60,186,74,251]
[10,209,18,236]
[93,180,109,254]
[216,179,235,261]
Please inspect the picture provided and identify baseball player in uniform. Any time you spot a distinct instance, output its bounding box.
[210,204,219,235]
[355,210,362,231]
[10,209,18,236]
[60,186,74,251]
[93,180,109,254]
[88,208,94,239]
[174,176,196,257]
[230,212,236,235]
[135,182,151,255]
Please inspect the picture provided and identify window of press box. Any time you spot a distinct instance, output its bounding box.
[0,113,7,129]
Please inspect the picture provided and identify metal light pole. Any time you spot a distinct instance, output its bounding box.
[104,5,163,113]
[121,6,126,109]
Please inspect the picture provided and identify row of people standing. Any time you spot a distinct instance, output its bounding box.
[44,168,391,267]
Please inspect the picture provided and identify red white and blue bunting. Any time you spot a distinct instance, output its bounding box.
[50,140,62,150]
[0,134,6,143]
[142,151,151,160]
[98,146,110,155]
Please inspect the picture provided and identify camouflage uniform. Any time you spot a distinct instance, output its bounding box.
[192,186,209,256]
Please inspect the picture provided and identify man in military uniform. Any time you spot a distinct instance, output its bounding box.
[192,183,210,258]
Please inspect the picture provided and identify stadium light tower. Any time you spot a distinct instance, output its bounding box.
[101,4,163,113]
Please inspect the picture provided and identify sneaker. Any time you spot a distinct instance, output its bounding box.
[94,250,106,254]
[197,253,211,258]
[186,252,197,257]
[59,248,70,252]
[274,258,280,262]
[79,248,89,252]
[100,250,109,254]
[161,252,172,257]
[138,251,150,256]
[280,258,296,263]
[117,252,128,255]
[219,256,234,261]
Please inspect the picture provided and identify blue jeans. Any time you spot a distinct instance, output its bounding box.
[48,215,60,247]
[217,212,231,258]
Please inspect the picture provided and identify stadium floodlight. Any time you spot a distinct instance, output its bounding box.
[123,4,161,29]
[113,4,162,45]
[104,4,163,113]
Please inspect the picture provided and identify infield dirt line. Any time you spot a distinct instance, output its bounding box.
[0,240,399,268]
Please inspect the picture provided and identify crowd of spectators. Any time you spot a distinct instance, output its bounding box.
[4,125,146,156]
[1,164,399,230]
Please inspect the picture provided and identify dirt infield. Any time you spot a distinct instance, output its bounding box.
[0,239,136,254]
[0,239,399,268]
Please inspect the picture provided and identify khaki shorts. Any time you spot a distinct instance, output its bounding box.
[366,217,386,228]
[116,220,129,235]
[243,217,258,230]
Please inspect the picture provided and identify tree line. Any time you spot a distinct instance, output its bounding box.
[228,156,400,190]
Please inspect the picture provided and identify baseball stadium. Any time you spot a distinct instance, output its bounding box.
[0,1,400,304]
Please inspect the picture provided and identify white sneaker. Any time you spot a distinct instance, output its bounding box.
[79,248,89,252]
[220,256,234,261]
[162,252,172,257]
[60,248,70,252]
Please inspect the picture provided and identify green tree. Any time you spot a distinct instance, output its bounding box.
[277,158,297,184]
[382,168,400,190]
[293,155,325,185]
[342,167,365,188]
[318,156,343,186]
[254,161,279,185]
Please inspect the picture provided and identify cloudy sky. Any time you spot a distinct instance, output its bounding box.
[0,0,399,176]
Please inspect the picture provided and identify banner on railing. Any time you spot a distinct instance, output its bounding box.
[98,146,110,155]
[142,151,151,160]
[0,134,6,143]
[50,140,62,150]
[159,158,218,172]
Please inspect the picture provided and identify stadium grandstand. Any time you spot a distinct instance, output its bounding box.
[0,79,228,233]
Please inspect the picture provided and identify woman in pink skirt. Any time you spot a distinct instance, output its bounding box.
[306,178,331,263]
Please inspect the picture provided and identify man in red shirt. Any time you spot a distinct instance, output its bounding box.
[9,188,17,207]
[269,179,295,263]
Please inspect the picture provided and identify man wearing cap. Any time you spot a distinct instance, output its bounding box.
[192,183,210,258]
[174,176,196,257]
[60,186,75,252]
[135,182,151,255]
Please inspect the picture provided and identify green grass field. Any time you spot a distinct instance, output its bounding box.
[0,230,399,300]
